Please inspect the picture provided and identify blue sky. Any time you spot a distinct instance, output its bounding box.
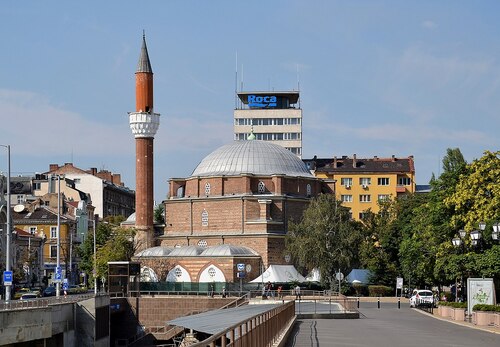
[1,1,499,203]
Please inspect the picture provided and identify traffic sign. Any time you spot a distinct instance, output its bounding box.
[237,263,245,272]
[237,271,246,278]
[396,277,403,289]
[335,272,344,281]
[63,279,69,290]
[54,268,62,282]
[3,271,13,286]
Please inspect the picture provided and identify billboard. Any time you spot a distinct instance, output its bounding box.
[467,278,496,314]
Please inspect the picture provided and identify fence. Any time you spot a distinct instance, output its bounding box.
[190,300,296,347]
[0,293,97,311]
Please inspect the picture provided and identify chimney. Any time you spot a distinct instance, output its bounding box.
[49,164,59,172]
[90,168,97,176]
[64,162,73,167]
[333,156,337,168]
[353,154,357,168]
[112,174,122,185]
[392,155,396,162]
[374,156,378,160]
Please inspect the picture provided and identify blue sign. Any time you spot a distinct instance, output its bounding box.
[54,267,62,282]
[248,95,277,108]
[237,263,245,272]
[3,271,13,285]
[63,279,68,290]
[237,272,246,278]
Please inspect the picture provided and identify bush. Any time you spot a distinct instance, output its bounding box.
[368,285,392,297]
[438,301,467,308]
[473,304,500,312]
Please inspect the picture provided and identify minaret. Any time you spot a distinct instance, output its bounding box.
[129,34,160,251]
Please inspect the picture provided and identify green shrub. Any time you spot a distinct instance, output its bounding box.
[473,304,500,312]
[438,301,466,308]
[368,285,392,297]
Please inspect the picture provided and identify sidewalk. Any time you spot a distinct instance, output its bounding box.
[414,306,500,335]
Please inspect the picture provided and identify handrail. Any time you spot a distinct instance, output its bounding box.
[190,300,295,347]
[0,293,98,311]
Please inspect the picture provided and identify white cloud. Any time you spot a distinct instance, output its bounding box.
[421,20,436,29]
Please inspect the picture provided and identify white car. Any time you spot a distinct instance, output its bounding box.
[409,290,435,307]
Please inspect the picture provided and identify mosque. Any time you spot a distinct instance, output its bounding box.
[127,36,331,285]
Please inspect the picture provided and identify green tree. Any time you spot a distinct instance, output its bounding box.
[285,194,363,289]
[154,204,165,224]
[95,227,136,280]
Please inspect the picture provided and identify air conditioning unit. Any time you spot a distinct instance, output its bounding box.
[362,184,368,189]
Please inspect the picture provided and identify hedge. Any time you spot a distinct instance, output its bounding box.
[368,285,392,297]
[438,301,467,309]
[472,304,500,312]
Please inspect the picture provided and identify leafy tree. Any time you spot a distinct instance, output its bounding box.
[285,194,363,289]
[445,150,500,230]
[95,227,136,280]
[154,204,165,224]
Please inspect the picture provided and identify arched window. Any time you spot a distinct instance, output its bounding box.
[205,182,211,195]
[197,239,208,247]
[258,181,266,193]
[201,209,209,227]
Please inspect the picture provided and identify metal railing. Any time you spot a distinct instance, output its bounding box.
[190,300,296,347]
[0,293,99,311]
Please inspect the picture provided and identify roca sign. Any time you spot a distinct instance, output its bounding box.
[248,95,277,108]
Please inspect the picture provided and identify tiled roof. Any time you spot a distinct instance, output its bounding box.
[303,155,415,174]
[11,206,73,224]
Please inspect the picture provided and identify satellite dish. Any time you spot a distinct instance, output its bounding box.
[14,204,25,213]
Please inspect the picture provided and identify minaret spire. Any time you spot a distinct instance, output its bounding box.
[129,34,160,252]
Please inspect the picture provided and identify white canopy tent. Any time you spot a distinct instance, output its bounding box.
[250,265,306,283]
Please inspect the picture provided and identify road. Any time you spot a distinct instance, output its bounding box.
[285,302,500,347]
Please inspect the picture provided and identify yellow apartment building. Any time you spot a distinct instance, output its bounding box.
[303,154,416,220]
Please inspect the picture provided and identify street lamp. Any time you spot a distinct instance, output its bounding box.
[1,144,11,301]
[492,223,499,241]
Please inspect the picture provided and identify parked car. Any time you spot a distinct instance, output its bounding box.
[410,289,435,307]
[42,286,56,297]
[20,292,39,300]
[14,287,31,300]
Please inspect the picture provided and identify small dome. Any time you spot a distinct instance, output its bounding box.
[200,244,258,257]
[135,246,174,257]
[191,140,312,177]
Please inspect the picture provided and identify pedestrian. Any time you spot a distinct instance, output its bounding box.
[222,286,226,298]
[277,285,283,300]
[209,284,214,298]
[295,285,301,300]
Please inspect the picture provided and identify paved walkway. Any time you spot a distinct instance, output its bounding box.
[285,302,500,347]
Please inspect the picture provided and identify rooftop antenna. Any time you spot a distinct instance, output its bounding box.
[297,64,301,108]
[235,52,238,109]
[240,63,244,93]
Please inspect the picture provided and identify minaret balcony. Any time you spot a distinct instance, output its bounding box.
[129,111,160,138]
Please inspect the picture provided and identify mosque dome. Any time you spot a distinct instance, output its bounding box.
[200,244,258,257]
[191,140,312,178]
[135,246,174,257]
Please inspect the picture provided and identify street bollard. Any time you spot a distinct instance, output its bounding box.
[398,297,400,309]
[357,297,360,309]
[377,297,380,309]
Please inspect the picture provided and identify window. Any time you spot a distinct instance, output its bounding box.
[341,195,353,203]
[50,245,57,258]
[359,212,369,220]
[197,239,208,247]
[33,182,41,190]
[378,178,390,186]
[398,177,411,185]
[306,184,312,197]
[359,194,371,202]
[378,194,391,201]
[73,178,81,184]
[341,178,353,187]
[175,268,183,277]
[204,182,211,195]
[50,226,57,238]
[29,227,37,235]
[258,181,266,193]
[201,210,208,227]
[17,195,25,204]
[359,178,371,186]
[208,267,216,278]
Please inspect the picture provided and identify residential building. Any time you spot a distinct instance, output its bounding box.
[43,163,135,219]
[303,154,416,220]
[234,91,302,157]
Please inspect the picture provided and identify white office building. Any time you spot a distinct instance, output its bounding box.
[233,91,302,157]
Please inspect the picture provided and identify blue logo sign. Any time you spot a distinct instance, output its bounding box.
[237,263,245,272]
[248,95,277,108]
[3,271,13,285]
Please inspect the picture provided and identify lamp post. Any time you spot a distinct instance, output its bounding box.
[492,223,499,241]
[1,144,11,301]
[93,215,97,295]
[55,174,61,298]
